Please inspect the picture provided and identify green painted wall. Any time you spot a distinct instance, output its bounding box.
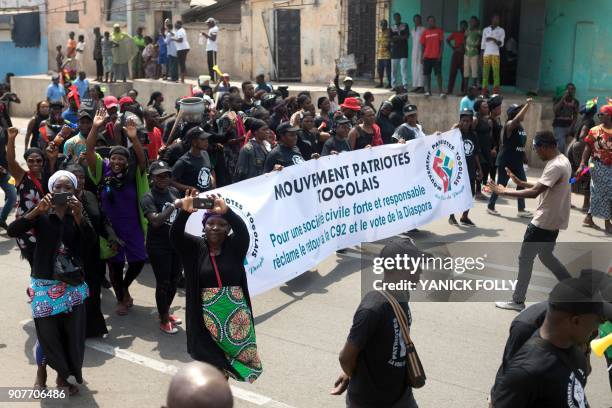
[389,0,482,93]
[539,0,612,102]
[389,0,612,103]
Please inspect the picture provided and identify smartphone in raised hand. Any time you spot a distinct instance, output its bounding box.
[192,197,215,210]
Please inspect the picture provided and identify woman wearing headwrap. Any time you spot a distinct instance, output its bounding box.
[7,170,94,395]
[567,98,597,212]
[578,104,612,233]
[170,192,262,382]
[66,164,117,338]
[110,24,134,82]
[86,107,149,315]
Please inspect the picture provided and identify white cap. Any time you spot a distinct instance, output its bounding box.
[205,17,216,24]
[343,76,353,83]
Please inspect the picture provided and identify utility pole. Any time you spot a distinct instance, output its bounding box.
[127,0,137,36]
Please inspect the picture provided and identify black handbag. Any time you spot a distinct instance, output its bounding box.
[52,223,84,286]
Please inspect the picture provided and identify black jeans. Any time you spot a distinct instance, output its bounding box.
[488,162,526,211]
[513,223,571,303]
[95,58,103,77]
[377,59,391,85]
[207,50,217,81]
[148,247,182,317]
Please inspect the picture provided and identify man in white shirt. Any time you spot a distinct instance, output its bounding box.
[201,18,219,82]
[481,14,505,94]
[172,20,190,83]
[165,22,178,81]
[410,14,425,93]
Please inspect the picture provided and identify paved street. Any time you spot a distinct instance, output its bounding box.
[1,118,611,408]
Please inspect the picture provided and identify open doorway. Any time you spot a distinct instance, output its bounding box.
[482,0,521,86]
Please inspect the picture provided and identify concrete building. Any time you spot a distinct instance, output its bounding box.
[45,0,192,78]
[385,0,611,103]
[185,0,392,84]
[0,0,48,80]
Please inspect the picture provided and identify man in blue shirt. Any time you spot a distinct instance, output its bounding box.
[61,93,80,126]
[459,85,479,113]
[46,73,66,103]
[73,71,89,99]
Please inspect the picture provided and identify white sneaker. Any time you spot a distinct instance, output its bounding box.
[517,210,533,218]
[495,301,525,312]
[487,208,500,216]
[440,93,447,98]
[424,92,432,97]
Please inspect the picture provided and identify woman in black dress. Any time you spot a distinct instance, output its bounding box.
[8,170,95,395]
[66,164,117,338]
[170,191,262,382]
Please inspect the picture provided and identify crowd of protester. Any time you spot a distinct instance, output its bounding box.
[0,20,610,405]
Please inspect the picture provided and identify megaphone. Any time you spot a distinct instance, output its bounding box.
[212,65,224,78]
[591,333,612,357]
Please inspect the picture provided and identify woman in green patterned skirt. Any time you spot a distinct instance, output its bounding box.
[170,190,262,382]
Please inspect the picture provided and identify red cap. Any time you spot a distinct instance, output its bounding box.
[600,104,612,116]
[119,96,134,107]
[103,95,118,109]
[340,97,361,111]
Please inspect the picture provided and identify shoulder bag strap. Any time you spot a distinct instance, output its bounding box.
[209,252,223,288]
[379,290,412,344]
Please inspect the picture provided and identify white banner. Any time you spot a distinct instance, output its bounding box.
[186,129,472,296]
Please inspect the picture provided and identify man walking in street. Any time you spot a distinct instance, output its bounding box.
[552,83,579,155]
[481,14,505,95]
[490,131,572,311]
[410,14,425,93]
[491,277,610,407]
[421,16,445,97]
[390,13,409,93]
[376,20,391,89]
[201,18,219,82]
[331,238,422,408]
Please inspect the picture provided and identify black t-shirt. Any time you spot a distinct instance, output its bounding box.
[474,115,492,164]
[0,127,7,169]
[263,145,304,172]
[321,136,351,156]
[462,129,481,178]
[296,129,321,159]
[159,142,187,167]
[497,122,527,168]
[491,332,589,408]
[347,291,412,407]
[492,302,547,397]
[390,23,409,59]
[140,187,179,249]
[172,150,213,193]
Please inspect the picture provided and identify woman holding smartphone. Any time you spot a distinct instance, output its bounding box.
[7,170,94,395]
[170,192,262,382]
[140,160,182,334]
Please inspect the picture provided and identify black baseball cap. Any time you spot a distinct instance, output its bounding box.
[507,104,523,117]
[78,110,93,120]
[276,122,299,136]
[488,94,503,110]
[548,276,611,320]
[185,126,211,142]
[149,160,172,175]
[460,108,474,118]
[49,101,64,109]
[335,116,351,125]
[403,104,418,115]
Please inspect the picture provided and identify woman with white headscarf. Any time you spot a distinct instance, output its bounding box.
[8,170,95,395]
